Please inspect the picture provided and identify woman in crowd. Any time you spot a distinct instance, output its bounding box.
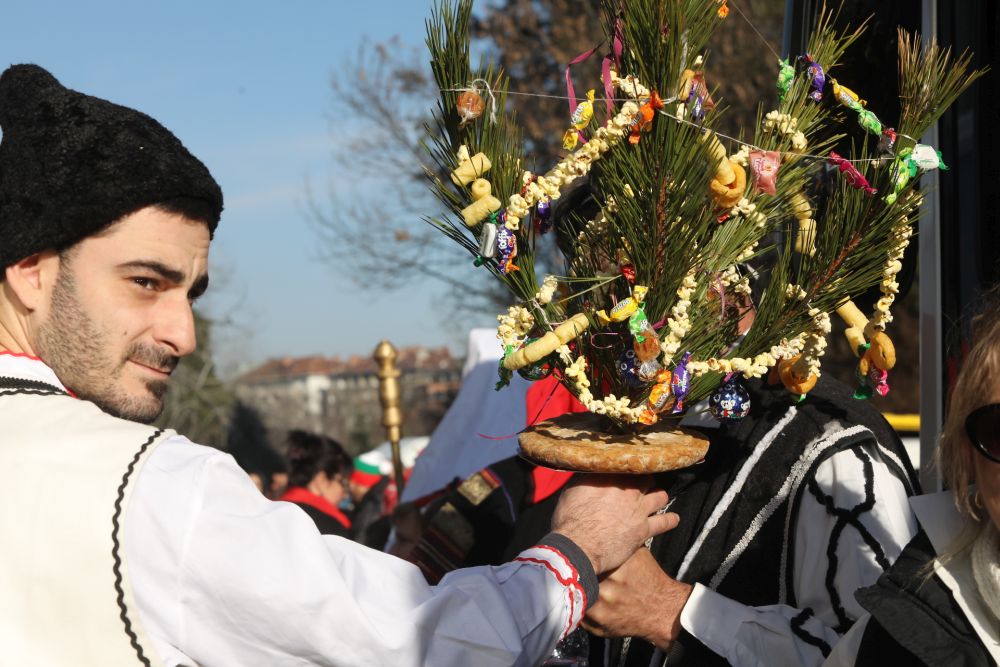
[278,430,354,537]
[828,299,1000,665]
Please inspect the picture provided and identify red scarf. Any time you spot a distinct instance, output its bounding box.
[526,376,588,504]
[279,486,352,530]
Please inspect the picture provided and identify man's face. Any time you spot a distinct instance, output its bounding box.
[34,206,211,423]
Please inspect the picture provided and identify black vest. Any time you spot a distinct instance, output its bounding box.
[610,375,919,666]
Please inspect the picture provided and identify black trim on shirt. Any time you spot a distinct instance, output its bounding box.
[112,428,163,667]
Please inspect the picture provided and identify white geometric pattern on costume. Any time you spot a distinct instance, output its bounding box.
[720,425,875,602]
[676,406,799,581]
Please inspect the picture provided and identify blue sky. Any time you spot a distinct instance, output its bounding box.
[2,1,496,373]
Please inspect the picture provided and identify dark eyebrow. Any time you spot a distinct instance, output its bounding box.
[118,260,210,299]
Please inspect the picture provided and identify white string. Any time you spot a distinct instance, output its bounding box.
[443,86,888,164]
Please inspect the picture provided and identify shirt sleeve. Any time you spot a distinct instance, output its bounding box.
[125,436,585,667]
[679,441,918,667]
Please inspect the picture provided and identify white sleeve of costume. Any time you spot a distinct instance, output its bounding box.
[679,442,917,667]
[125,436,583,667]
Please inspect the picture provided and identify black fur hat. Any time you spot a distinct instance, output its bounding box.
[0,64,223,269]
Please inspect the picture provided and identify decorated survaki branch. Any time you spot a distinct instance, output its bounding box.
[421,0,982,470]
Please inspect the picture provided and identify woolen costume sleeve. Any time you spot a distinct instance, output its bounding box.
[679,440,918,667]
[125,435,589,667]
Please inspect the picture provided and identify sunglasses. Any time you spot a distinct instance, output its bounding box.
[965,403,1000,464]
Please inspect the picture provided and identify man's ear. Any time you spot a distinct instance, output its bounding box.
[4,251,59,312]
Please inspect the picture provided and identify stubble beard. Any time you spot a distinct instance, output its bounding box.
[36,264,176,424]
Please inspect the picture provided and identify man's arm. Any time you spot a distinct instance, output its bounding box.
[584,441,918,666]
[126,437,674,667]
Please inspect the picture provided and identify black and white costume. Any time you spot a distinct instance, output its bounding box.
[613,375,920,666]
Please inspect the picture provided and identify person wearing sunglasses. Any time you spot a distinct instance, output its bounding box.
[826,298,1000,666]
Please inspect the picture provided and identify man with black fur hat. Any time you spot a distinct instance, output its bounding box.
[0,63,678,666]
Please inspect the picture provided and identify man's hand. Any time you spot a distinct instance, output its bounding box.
[582,548,692,650]
[550,474,677,575]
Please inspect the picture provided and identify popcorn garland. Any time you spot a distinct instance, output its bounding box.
[565,354,646,421]
[485,62,902,423]
[866,216,913,335]
[796,308,832,379]
[535,274,559,305]
[497,305,534,349]
[659,269,699,366]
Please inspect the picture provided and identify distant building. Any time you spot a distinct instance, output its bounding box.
[234,347,463,455]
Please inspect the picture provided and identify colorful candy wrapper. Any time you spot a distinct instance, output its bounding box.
[909,144,949,171]
[629,91,664,144]
[647,370,674,414]
[829,152,877,195]
[617,348,644,388]
[628,306,650,341]
[878,128,898,158]
[633,326,661,361]
[535,200,552,234]
[857,108,883,136]
[801,55,826,102]
[748,150,781,196]
[831,78,865,110]
[776,58,795,103]
[496,224,519,274]
[478,221,498,259]
[563,89,595,150]
[885,156,918,205]
[638,358,663,383]
[670,351,692,413]
[709,377,751,421]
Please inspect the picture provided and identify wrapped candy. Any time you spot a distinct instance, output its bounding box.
[621,264,636,285]
[478,220,498,259]
[748,150,781,196]
[828,152,877,195]
[885,156,918,204]
[678,70,715,122]
[596,285,648,325]
[670,351,692,413]
[878,128,898,158]
[647,370,675,414]
[628,305,651,341]
[857,108,882,136]
[535,200,552,234]
[830,78,866,110]
[709,378,751,421]
[854,365,890,399]
[629,91,664,144]
[800,55,826,102]
[456,90,485,127]
[563,89,595,150]
[776,58,795,102]
[909,144,949,171]
[496,224,519,274]
[633,326,661,361]
[617,348,644,388]
[637,358,663,383]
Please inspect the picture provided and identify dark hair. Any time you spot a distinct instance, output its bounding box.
[285,430,352,488]
[154,196,220,229]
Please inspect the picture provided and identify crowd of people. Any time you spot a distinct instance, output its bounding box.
[0,62,996,666]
